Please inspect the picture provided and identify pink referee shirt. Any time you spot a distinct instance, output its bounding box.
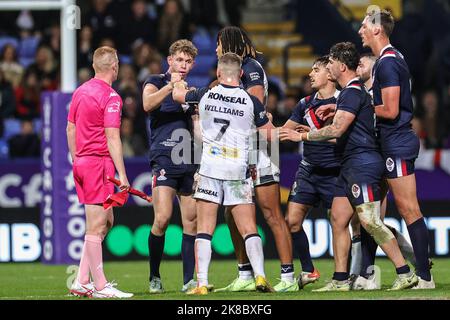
[68,78,123,158]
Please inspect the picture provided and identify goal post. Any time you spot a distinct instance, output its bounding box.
[0,0,78,93]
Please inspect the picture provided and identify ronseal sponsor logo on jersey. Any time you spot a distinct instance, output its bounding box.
[207,92,247,104]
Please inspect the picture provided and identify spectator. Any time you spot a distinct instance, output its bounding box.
[78,26,94,69]
[41,23,61,57]
[157,0,190,55]
[123,93,148,142]
[15,70,41,119]
[266,87,289,127]
[132,42,163,82]
[279,93,300,154]
[0,44,24,88]
[0,69,17,137]
[223,0,246,27]
[419,89,445,149]
[190,0,219,33]
[137,58,164,84]
[121,117,147,157]
[298,75,314,97]
[26,46,58,91]
[118,0,157,54]
[115,64,139,96]
[84,0,118,47]
[8,119,40,158]
[78,68,93,85]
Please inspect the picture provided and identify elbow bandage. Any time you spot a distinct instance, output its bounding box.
[356,201,395,245]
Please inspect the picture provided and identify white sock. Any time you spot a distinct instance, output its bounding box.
[195,236,212,287]
[244,234,265,278]
[349,237,362,276]
[281,272,295,283]
[238,263,254,280]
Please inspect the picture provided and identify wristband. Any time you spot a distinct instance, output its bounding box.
[306,132,310,141]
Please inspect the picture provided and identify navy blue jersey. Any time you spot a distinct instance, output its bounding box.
[336,78,381,166]
[143,73,195,173]
[290,92,341,168]
[241,57,268,105]
[372,46,418,158]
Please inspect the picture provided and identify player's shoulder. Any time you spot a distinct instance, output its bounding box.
[143,73,166,88]
[242,57,264,74]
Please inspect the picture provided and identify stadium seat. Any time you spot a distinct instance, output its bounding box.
[186,75,210,88]
[19,36,39,58]
[19,57,34,68]
[3,119,21,140]
[33,119,42,135]
[0,138,9,159]
[192,32,216,55]
[189,55,217,76]
[0,36,19,53]
[119,54,132,65]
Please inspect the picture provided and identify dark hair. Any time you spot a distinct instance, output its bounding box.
[0,43,18,62]
[360,52,377,62]
[329,42,360,71]
[313,55,330,68]
[366,9,395,37]
[217,26,257,59]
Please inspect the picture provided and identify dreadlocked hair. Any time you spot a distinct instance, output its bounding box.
[217,26,259,59]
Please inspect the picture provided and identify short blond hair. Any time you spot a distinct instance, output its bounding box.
[168,39,198,58]
[93,46,118,73]
[218,52,242,77]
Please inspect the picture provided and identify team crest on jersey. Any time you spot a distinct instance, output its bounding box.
[352,184,361,199]
[386,157,395,172]
[249,72,260,81]
[157,169,168,181]
[259,111,266,119]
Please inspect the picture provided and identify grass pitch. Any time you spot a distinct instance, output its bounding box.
[0,259,449,300]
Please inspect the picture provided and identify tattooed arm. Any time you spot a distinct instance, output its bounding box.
[279,110,355,142]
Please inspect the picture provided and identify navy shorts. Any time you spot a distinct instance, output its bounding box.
[334,161,384,207]
[151,167,196,195]
[383,155,415,179]
[288,161,340,209]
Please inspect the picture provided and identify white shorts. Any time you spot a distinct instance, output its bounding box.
[193,174,254,205]
[254,148,280,187]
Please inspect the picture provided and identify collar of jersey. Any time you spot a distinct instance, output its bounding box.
[379,44,394,57]
[219,83,240,89]
[344,77,361,88]
[312,89,340,102]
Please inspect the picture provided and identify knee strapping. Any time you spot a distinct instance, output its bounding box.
[357,201,394,245]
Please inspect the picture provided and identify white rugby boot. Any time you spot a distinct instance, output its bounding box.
[92,282,134,298]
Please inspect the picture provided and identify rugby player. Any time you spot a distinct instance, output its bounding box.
[352,52,418,289]
[214,26,294,292]
[359,9,434,289]
[172,52,275,295]
[142,39,199,293]
[280,55,340,291]
[280,42,418,291]
[68,46,133,298]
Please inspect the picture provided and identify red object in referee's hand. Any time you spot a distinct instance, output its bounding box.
[107,176,153,203]
[103,190,129,210]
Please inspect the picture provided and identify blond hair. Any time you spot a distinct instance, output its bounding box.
[218,52,242,78]
[168,39,198,58]
[93,46,118,73]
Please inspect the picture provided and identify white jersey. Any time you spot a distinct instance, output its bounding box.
[185,84,269,180]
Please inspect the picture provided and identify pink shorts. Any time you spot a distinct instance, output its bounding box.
[73,156,115,204]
